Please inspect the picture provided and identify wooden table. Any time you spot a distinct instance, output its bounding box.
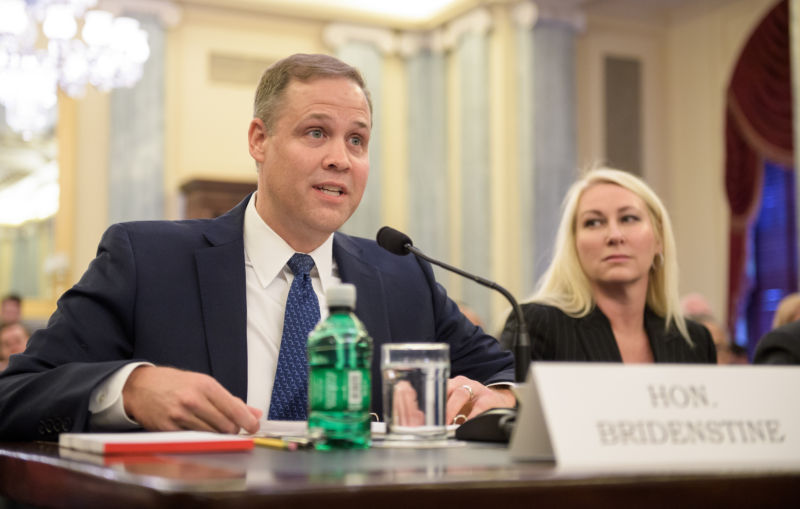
[1,441,799,508]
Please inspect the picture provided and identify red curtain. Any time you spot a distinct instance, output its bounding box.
[725,0,793,334]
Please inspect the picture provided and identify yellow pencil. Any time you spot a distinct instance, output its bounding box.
[253,437,298,451]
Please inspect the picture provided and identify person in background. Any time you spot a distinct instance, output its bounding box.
[500,167,716,363]
[685,313,748,365]
[679,293,747,364]
[679,292,714,318]
[457,302,485,329]
[0,323,30,371]
[0,293,44,333]
[754,320,800,365]
[753,292,800,365]
[0,53,514,441]
[0,294,22,325]
[771,292,800,328]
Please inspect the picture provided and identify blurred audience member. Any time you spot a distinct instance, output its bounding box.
[0,293,45,333]
[458,302,485,329]
[0,322,30,371]
[754,319,800,365]
[728,342,749,364]
[772,292,800,328]
[1,294,22,325]
[686,312,748,365]
[752,292,800,365]
[680,292,714,318]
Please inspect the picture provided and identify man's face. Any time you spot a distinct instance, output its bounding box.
[249,76,371,252]
[1,300,20,324]
[0,323,28,358]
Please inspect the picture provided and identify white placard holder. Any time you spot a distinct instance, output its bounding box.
[509,362,800,472]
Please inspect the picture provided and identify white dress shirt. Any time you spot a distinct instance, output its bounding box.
[89,195,340,428]
[242,194,340,418]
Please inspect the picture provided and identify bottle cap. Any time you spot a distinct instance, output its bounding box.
[326,283,356,309]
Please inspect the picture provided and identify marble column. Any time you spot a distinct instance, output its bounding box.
[108,2,181,223]
[515,0,584,292]
[449,8,494,324]
[400,32,449,268]
[323,24,394,239]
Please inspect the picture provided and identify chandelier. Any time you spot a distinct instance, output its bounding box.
[0,0,150,138]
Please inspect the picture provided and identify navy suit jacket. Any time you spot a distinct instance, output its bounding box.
[0,196,513,440]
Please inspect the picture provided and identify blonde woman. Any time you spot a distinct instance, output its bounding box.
[500,168,716,363]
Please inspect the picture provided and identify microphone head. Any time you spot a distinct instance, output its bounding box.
[376,226,413,255]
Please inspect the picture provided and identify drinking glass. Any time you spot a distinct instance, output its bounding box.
[381,343,450,440]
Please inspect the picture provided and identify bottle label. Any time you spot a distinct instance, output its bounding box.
[347,370,362,410]
[309,368,370,412]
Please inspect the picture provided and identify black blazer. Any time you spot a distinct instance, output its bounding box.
[0,194,513,441]
[754,320,800,364]
[500,303,716,363]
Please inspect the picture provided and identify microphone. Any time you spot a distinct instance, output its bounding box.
[376,226,531,383]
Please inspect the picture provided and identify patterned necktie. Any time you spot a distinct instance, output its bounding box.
[268,253,320,420]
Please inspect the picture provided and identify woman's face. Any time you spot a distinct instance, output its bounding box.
[574,182,661,290]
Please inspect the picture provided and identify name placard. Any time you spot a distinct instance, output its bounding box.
[509,363,800,471]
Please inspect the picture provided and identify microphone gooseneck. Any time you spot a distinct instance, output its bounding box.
[376,226,531,383]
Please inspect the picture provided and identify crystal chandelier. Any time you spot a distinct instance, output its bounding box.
[0,0,150,138]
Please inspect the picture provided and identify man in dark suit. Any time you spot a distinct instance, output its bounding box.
[0,54,514,441]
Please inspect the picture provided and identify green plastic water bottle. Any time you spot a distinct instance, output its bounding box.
[307,283,372,450]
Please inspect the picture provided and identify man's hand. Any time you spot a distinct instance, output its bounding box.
[445,375,516,425]
[122,366,262,434]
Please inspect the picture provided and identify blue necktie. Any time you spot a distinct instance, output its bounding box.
[268,253,320,420]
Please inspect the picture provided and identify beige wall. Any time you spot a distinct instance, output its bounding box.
[577,0,780,321]
[666,0,778,321]
[576,15,668,194]
[164,5,328,219]
[73,90,110,281]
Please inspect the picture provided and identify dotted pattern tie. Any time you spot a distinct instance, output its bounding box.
[268,253,320,420]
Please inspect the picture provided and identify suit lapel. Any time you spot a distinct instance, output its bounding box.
[578,307,678,362]
[578,308,623,362]
[195,196,250,401]
[333,233,391,342]
[644,309,679,362]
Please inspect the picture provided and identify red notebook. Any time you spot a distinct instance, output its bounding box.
[58,431,254,455]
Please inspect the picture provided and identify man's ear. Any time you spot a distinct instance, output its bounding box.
[248,118,267,163]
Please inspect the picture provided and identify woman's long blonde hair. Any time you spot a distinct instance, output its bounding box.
[529,167,691,343]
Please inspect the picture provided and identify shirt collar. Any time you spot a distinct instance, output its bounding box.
[243,194,334,291]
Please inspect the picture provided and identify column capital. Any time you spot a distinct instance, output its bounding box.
[441,7,492,50]
[513,0,586,32]
[323,23,397,55]
[398,30,447,57]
